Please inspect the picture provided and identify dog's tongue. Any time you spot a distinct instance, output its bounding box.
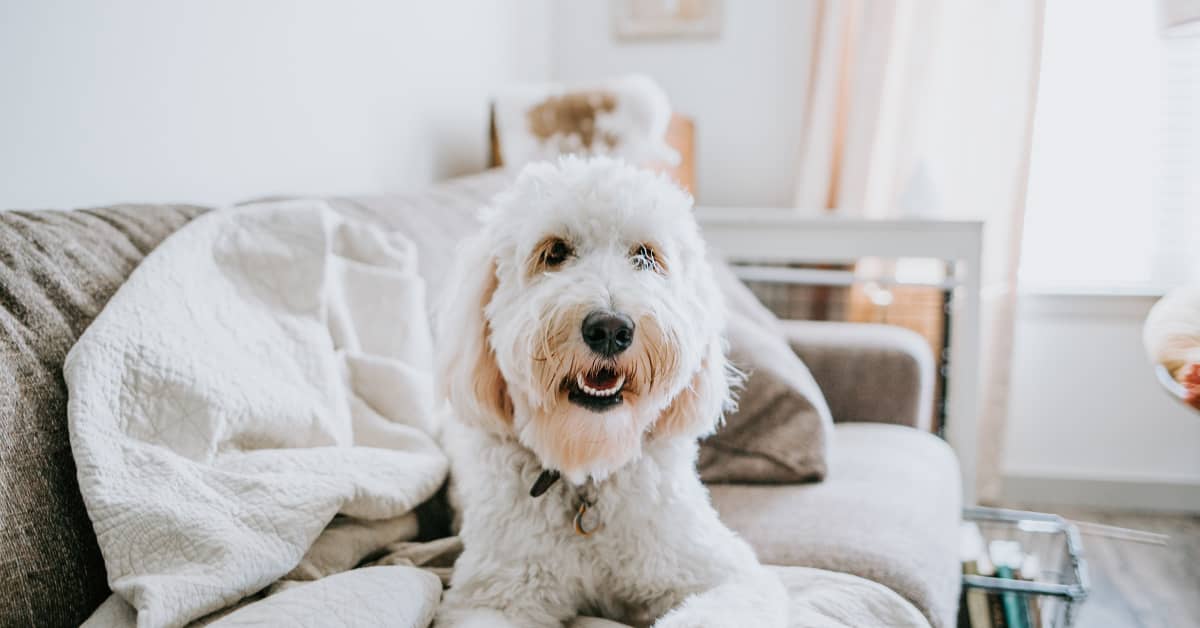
[585,368,621,391]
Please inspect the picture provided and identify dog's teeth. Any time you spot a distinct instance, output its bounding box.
[575,373,626,397]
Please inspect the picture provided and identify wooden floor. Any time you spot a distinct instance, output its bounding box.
[1008,506,1200,628]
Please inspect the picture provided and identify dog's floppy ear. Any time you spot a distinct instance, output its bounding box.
[436,233,513,432]
[654,339,737,440]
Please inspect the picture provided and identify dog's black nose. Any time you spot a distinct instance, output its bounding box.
[581,310,635,356]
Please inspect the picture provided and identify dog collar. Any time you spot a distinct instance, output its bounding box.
[528,469,601,536]
[529,469,560,497]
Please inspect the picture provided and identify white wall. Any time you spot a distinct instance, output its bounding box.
[1002,294,1200,511]
[0,1,838,208]
[550,1,813,207]
[0,0,550,209]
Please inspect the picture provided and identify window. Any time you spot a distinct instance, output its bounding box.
[1019,0,1200,293]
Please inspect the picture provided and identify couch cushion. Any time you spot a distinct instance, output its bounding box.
[0,205,209,627]
[782,320,935,430]
[698,263,833,483]
[709,423,961,628]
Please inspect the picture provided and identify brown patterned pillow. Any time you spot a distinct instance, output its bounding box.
[698,262,834,484]
[0,205,208,627]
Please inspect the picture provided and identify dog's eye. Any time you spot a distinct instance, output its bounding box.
[630,243,665,274]
[543,238,573,268]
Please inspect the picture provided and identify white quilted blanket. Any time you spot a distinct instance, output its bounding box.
[66,201,448,628]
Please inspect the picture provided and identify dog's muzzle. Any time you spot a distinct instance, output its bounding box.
[566,310,634,412]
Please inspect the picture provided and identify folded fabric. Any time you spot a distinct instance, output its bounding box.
[206,567,441,628]
[698,261,834,484]
[82,566,443,628]
[67,201,447,627]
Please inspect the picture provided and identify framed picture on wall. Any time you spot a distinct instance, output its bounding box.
[612,0,722,40]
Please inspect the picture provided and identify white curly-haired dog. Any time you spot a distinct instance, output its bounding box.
[434,157,788,628]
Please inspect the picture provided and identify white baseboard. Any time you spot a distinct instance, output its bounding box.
[1001,473,1200,513]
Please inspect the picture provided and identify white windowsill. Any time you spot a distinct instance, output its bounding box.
[1017,281,1174,299]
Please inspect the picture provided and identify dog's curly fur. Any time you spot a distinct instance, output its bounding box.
[434,157,787,627]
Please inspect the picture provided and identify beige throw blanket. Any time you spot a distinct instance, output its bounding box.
[68,201,448,627]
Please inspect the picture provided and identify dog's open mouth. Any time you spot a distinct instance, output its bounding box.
[567,367,626,412]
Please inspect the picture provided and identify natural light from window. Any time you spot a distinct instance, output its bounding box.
[1020,0,1199,293]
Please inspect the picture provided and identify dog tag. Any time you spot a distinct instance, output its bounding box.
[573,502,601,536]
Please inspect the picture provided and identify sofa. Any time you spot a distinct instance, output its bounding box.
[0,170,961,627]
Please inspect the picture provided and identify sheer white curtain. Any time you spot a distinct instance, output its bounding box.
[793,0,1045,501]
